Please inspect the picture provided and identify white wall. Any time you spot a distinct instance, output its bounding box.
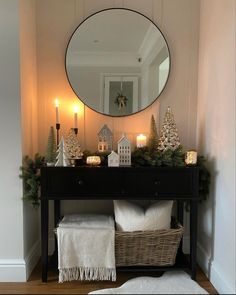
[197,0,236,293]
[35,0,200,226]
[36,0,200,154]
[19,0,40,280]
[0,0,25,282]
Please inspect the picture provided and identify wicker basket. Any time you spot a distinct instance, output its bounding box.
[115,223,183,267]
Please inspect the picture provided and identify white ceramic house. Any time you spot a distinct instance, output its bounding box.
[97,124,113,152]
[118,134,131,166]
[108,151,119,167]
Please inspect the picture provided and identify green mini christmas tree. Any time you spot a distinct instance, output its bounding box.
[158,107,181,152]
[148,115,159,153]
[46,126,57,165]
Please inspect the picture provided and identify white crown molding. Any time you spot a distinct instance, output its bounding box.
[67,51,140,67]
[138,25,163,66]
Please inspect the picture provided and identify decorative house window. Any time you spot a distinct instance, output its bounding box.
[97,124,113,153]
[118,134,131,166]
[108,151,119,167]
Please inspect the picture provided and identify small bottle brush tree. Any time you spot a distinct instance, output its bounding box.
[148,115,159,153]
[55,137,69,167]
[46,126,57,166]
[158,106,181,152]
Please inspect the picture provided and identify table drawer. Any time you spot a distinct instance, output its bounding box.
[41,167,199,200]
[125,169,195,198]
[43,168,123,197]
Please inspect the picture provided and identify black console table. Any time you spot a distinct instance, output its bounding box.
[40,166,200,282]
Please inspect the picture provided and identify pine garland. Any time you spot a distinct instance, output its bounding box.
[197,156,211,201]
[131,146,185,167]
[19,150,210,207]
[19,153,45,207]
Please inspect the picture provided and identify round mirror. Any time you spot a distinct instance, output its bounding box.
[65,8,170,116]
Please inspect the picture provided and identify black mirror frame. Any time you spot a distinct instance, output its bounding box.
[65,8,171,117]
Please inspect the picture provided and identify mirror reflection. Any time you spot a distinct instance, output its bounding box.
[65,9,170,116]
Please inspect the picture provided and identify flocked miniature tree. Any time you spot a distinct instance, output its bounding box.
[55,137,68,166]
[148,115,159,153]
[158,106,181,152]
[45,126,57,166]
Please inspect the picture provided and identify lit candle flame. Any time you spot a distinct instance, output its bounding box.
[55,98,59,107]
[73,105,79,114]
[55,98,59,124]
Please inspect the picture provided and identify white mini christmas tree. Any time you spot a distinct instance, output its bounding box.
[158,106,181,152]
[55,137,68,167]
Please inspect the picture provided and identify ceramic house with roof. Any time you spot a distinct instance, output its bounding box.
[108,151,119,167]
[118,134,131,166]
[97,124,113,153]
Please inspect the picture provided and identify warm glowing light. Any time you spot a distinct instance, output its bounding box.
[73,105,79,128]
[73,105,79,114]
[136,134,147,148]
[55,98,60,124]
[86,156,101,166]
[55,98,59,107]
[185,150,197,165]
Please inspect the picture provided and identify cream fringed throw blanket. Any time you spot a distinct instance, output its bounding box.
[57,214,116,283]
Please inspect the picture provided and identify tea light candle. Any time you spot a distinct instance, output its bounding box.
[55,98,59,124]
[185,150,198,165]
[73,105,79,128]
[136,134,147,148]
[86,156,101,166]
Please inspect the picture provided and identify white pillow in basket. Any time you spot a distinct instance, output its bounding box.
[113,200,173,232]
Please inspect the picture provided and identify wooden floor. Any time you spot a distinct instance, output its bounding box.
[0,264,217,294]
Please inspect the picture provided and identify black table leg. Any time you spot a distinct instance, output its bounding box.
[190,200,198,280]
[41,199,49,282]
[54,200,61,227]
[54,200,60,251]
[177,200,184,225]
[177,201,184,254]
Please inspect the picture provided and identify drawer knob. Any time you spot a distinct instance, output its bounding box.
[154,192,158,197]
[154,180,161,186]
[78,179,84,186]
[121,189,125,194]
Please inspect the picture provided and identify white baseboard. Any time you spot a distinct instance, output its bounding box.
[0,240,40,282]
[197,242,236,294]
[197,242,211,278]
[25,240,41,280]
[211,261,236,294]
[0,259,26,282]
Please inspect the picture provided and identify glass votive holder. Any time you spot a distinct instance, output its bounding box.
[86,156,101,166]
[185,150,198,165]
